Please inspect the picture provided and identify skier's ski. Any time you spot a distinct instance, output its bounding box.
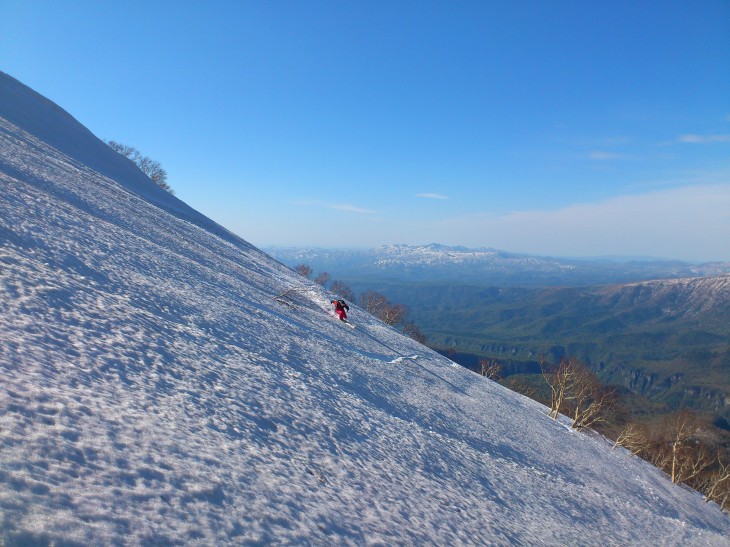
[332,315,356,328]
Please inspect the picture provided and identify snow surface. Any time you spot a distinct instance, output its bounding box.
[1,70,729,545]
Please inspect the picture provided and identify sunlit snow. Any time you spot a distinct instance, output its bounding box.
[1,71,729,545]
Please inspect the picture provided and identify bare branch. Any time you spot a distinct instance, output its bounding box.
[480,358,503,381]
[274,285,306,307]
[613,423,651,457]
[294,264,313,278]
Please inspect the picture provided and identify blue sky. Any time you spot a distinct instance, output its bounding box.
[2,1,729,261]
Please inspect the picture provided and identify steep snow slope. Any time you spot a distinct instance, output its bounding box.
[1,73,729,545]
[0,71,245,249]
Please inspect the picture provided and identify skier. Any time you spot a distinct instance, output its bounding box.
[331,299,349,322]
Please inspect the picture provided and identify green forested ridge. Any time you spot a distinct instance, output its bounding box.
[349,276,730,421]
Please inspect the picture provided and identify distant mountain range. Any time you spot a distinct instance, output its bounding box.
[267,243,730,286]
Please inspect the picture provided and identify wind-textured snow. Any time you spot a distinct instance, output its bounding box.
[1,71,729,545]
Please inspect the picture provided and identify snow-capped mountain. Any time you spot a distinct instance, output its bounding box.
[605,274,730,317]
[376,243,511,264]
[267,244,730,286]
[2,70,729,544]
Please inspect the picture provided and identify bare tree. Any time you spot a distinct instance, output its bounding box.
[107,140,136,158]
[138,156,169,190]
[568,364,616,431]
[613,422,652,457]
[381,302,407,326]
[107,140,172,193]
[542,357,575,420]
[330,280,355,302]
[703,454,730,510]
[651,411,713,484]
[294,264,312,278]
[540,356,615,429]
[402,321,427,344]
[359,290,406,326]
[314,271,330,287]
[480,358,503,381]
[360,290,387,316]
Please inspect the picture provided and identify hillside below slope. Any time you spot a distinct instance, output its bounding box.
[351,273,730,420]
[1,72,729,545]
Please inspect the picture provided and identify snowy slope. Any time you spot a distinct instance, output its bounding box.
[1,72,729,545]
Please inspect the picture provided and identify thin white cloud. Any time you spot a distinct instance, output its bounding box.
[430,183,730,261]
[292,199,321,207]
[416,193,450,200]
[588,151,626,161]
[677,134,730,144]
[293,199,377,214]
[329,203,378,214]
[600,136,633,146]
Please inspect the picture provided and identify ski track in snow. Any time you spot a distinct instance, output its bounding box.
[1,75,730,545]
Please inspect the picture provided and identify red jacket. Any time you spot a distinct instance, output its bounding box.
[332,299,349,319]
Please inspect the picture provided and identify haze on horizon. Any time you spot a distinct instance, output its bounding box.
[2,1,728,261]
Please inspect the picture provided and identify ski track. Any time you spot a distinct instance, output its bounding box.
[2,79,730,545]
